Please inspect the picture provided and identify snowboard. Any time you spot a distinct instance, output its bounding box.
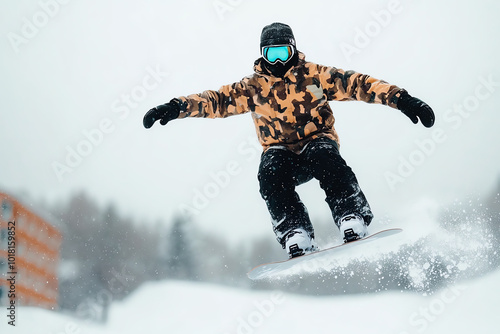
[247,228,403,280]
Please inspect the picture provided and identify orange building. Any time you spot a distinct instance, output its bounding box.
[0,192,62,310]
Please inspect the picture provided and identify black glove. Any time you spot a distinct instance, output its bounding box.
[397,90,435,128]
[143,98,181,129]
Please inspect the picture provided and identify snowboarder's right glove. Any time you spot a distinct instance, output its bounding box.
[397,90,435,128]
[143,98,181,129]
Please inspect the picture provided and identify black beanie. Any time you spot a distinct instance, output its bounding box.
[260,22,296,49]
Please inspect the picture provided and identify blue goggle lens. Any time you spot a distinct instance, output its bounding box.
[263,45,293,64]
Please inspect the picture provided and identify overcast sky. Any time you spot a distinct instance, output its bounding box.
[1,0,499,244]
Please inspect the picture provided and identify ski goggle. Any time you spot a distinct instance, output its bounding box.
[261,45,295,65]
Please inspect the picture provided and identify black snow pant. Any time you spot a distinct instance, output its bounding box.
[258,137,373,247]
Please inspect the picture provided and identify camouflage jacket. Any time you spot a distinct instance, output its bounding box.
[178,52,402,153]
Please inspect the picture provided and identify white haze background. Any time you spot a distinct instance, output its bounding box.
[1,0,499,243]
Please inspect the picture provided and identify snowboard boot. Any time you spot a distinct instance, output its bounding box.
[339,214,368,243]
[284,228,319,259]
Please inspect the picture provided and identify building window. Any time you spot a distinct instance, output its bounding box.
[0,229,7,248]
[1,200,13,221]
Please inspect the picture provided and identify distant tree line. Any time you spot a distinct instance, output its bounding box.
[51,191,257,321]
[50,180,500,322]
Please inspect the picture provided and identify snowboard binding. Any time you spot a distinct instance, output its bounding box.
[288,243,305,258]
[343,228,361,243]
[284,228,319,259]
[339,214,368,243]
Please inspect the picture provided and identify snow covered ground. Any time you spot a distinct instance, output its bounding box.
[4,268,499,334]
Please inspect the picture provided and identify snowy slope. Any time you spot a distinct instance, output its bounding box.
[6,269,500,334]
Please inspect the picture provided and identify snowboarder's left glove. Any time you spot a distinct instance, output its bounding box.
[397,90,435,128]
[143,98,181,129]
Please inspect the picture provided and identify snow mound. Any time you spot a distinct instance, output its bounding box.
[4,269,499,334]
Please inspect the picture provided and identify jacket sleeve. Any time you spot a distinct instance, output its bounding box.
[318,65,403,109]
[177,78,254,119]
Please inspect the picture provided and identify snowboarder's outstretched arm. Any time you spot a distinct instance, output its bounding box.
[396,90,435,127]
[318,66,435,127]
[143,80,253,129]
[143,98,182,129]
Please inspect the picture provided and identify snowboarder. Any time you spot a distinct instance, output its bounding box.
[143,22,435,259]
